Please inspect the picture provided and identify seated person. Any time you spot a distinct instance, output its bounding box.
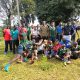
[52,39,62,58]
[70,42,80,59]
[58,44,71,65]
[60,38,71,48]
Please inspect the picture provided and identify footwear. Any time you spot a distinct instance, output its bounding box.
[30,61,34,64]
[35,57,38,60]
[67,61,71,64]
[4,64,10,72]
[64,62,67,66]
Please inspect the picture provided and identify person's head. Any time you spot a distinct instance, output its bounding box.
[44,39,48,45]
[61,44,66,49]
[54,39,59,45]
[71,21,75,26]
[67,22,71,26]
[42,21,46,25]
[50,21,55,27]
[21,25,25,28]
[59,22,62,26]
[13,25,17,30]
[44,45,49,50]
[32,44,37,50]
[23,50,29,57]
[34,26,37,30]
[62,38,66,42]
[6,26,10,29]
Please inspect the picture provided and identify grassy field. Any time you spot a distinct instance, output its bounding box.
[0,31,80,80]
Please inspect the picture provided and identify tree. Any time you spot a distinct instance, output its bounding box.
[19,0,36,16]
[35,0,80,22]
[0,0,16,25]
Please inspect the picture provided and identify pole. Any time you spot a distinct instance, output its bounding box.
[16,0,21,27]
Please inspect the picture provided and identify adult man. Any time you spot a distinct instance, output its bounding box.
[11,26,19,54]
[40,21,49,40]
[49,21,56,42]
[62,22,72,42]
[71,22,78,41]
[56,22,63,41]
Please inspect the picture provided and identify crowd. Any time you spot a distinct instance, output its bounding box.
[2,20,80,72]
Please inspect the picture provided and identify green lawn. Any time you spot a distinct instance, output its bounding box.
[0,31,80,80]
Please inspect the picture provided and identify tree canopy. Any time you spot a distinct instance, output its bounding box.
[35,0,80,22]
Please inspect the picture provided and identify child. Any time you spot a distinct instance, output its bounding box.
[44,45,49,57]
[52,39,62,58]
[30,44,38,64]
[58,44,71,66]
[70,42,80,59]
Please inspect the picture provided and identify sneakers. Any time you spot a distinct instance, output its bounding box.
[4,64,10,72]
[35,57,38,60]
[64,62,67,66]
[67,61,71,64]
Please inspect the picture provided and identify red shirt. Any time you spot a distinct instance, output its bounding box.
[53,43,62,52]
[3,29,11,41]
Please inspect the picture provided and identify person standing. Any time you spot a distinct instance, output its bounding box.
[11,26,19,54]
[56,22,63,41]
[3,26,12,54]
[49,21,56,42]
[71,22,78,41]
[62,22,72,42]
[40,21,50,40]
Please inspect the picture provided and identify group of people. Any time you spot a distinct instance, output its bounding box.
[3,20,80,72]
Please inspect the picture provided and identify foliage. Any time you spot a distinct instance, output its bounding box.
[35,0,80,22]
[19,0,36,16]
[39,55,53,71]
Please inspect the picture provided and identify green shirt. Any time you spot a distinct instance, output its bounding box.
[58,48,67,56]
[49,26,56,37]
[27,27,31,36]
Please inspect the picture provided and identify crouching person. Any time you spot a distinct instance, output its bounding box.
[58,44,71,66]
[70,42,80,59]
[30,44,38,64]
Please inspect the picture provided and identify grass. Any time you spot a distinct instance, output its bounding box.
[0,31,80,80]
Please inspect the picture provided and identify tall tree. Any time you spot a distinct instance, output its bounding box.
[19,0,36,16]
[0,0,15,25]
[35,0,80,22]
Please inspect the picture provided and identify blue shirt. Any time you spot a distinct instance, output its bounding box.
[60,40,71,48]
[56,25,62,34]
